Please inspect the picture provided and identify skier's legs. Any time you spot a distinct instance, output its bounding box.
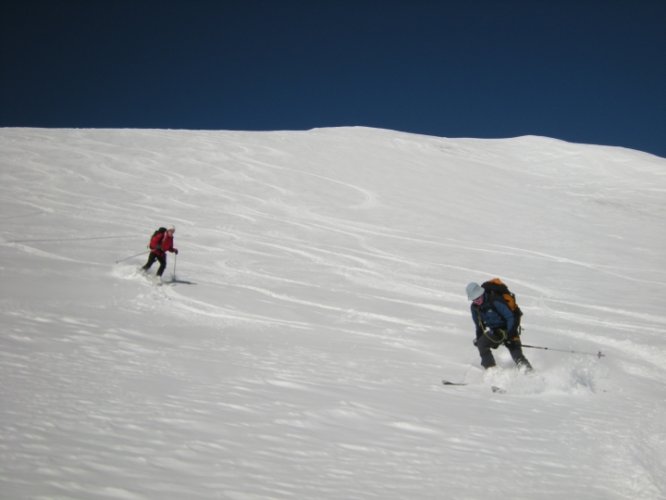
[506,339,533,371]
[156,254,167,276]
[142,253,157,271]
[476,334,497,369]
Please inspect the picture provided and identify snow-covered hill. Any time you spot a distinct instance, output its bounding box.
[1,127,665,499]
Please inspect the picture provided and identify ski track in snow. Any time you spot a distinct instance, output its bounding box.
[1,128,665,500]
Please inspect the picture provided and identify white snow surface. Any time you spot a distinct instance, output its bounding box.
[1,127,665,500]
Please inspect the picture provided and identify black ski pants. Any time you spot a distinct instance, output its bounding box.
[476,331,532,370]
[142,252,167,276]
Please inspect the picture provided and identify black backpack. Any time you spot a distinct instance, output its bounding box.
[148,227,167,250]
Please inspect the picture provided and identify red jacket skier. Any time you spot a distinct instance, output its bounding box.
[142,226,178,277]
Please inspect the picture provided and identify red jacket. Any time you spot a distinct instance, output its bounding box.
[148,231,175,256]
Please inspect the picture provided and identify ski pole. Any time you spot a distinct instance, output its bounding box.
[115,250,148,264]
[173,253,177,281]
[521,344,605,358]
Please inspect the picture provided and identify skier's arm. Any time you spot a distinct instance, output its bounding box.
[470,305,483,339]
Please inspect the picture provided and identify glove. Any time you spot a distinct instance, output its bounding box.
[174,248,179,255]
[504,336,520,348]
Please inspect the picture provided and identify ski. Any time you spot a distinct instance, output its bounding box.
[442,380,467,386]
[165,278,196,285]
[443,380,507,393]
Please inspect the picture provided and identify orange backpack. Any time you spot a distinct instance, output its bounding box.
[482,278,522,318]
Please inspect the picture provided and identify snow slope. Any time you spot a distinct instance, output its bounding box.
[1,127,665,500]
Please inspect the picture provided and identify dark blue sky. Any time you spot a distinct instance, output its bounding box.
[2,0,665,157]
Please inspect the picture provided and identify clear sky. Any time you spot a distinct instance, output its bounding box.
[2,0,664,157]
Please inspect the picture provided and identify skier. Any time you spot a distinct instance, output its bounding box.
[142,226,178,277]
[466,282,532,371]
